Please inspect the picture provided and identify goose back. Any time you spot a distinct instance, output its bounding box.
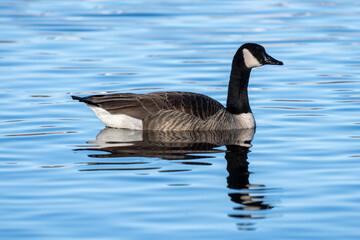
[75,91,244,130]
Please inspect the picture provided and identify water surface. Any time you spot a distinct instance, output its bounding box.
[1,0,360,239]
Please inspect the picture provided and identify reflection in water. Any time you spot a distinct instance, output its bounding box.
[224,142,274,231]
[76,128,275,230]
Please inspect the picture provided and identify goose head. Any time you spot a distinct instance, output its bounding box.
[234,43,283,70]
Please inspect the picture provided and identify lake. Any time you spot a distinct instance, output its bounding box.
[1,0,360,239]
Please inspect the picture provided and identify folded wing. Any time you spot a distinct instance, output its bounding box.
[73,91,225,122]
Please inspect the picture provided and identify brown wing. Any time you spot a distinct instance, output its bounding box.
[73,91,225,121]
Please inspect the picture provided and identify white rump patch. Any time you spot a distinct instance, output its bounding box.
[242,48,262,69]
[88,105,143,130]
[233,113,255,128]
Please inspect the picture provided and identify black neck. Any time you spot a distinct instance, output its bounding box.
[226,66,252,114]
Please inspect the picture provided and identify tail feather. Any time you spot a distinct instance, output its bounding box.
[71,95,99,107]
[71,95,83,101]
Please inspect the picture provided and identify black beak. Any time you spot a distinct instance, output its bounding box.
[264,53,283,65]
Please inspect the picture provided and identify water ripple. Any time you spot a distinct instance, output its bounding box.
[5,131,76,137]
[1,0,360,239]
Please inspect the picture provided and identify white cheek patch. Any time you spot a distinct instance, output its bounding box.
[242,48,262,69]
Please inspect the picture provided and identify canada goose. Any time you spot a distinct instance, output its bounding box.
[72,43,283,130]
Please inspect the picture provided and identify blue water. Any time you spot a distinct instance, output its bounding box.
[1,0,360,239]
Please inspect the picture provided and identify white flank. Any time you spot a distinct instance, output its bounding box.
[233,113,255,128]
[88,105,143,130]
[242,48,262,69]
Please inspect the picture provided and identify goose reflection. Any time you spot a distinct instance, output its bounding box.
[76,128,273,230]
